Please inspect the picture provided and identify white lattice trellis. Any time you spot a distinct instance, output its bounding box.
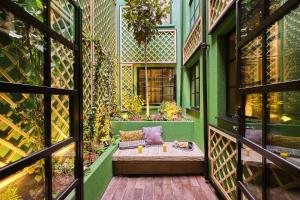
[120,64,133,110]
[120,7,176,64]
[183,17,202,64]
[208,0,235,31]
[209,126,237,200]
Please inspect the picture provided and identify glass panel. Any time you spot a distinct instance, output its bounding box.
[191,93,195,108]
[267,7,300,84]
[138,68,175,105]
[196,78,200,93]
[52,143,75,198]
[0,93,44,167]
[195,93,200,108]
[269,0,288,15]
[50,0,75,41]
[51,95,70,144]
[267,159,300,199]
[65,189,76,200]
[0,160,45,199]
[0,8,44,85]
[228,32,236,61]
[267,91,300,167]
[241,36,263,88]
[245,94,262,145]
[228,61,237,87]
[51,39,74,89]
[242,145,263,200]
[240,0,263,39]
[15,0,44,21]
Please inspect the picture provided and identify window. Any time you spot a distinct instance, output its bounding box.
[226,31,239,116]
[138,68,176,105]
[189,0,200,30]
[190,63,200,110]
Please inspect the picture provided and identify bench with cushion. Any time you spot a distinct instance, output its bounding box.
[113,142,204,175]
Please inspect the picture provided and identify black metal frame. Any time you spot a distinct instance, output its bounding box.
[236,0,300,199]
[0,0,83,199]
[137,67,176,105]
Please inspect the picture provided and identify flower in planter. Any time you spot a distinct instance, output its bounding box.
[151,114,162,121]
[129,115,142,121]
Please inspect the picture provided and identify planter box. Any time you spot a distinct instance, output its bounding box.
[111,121,195,142]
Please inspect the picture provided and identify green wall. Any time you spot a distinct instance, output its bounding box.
[111,121,203,147]
[180,1,236,151]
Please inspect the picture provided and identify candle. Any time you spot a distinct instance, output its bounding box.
[245,147,251,156]
[138,145,142,154]
[280,152,289,159]
[163,143,167,152]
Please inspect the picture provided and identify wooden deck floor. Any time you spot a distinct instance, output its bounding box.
[101,176,219,200]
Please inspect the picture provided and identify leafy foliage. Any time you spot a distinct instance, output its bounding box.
[158,101,182,121]
[123,0,170,46]
[82,35,118,167]
[0,185,22,200]
[123,94,145,117]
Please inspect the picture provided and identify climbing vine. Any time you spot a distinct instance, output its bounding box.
[83,34,118,167]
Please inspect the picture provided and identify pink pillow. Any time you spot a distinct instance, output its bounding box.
[142,126,163,145]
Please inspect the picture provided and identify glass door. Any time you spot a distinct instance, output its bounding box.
[0,0,83,199]
[237,0,300,199]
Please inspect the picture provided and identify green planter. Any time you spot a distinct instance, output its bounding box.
[65,140,119,200]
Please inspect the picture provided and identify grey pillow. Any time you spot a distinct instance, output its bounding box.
[142,126,164,145]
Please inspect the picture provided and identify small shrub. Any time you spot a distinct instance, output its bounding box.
[158,101,182,121]
[123,95,145,117]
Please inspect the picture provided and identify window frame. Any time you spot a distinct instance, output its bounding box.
[0,1,83,200]
[226,30,237,116]
[137,67,176,106]
[190,62,200,110]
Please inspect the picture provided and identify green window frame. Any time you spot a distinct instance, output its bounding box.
[189,0,200,30]
[190,62,200,110]
[137,67,176,105]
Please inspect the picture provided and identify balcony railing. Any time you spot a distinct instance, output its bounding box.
[183,17,202,65]
[208,0,235,32]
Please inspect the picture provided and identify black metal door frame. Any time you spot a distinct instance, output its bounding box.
[0,0,83,199]
[236,0,300,199]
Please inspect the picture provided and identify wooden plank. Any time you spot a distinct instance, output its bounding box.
[154,177,163,200]
[180,176,195,200]
[143,177,154,200]
[121,177,136,200]
[101,177,121,200]
[171,176,184,200]
[111,177,128,200]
